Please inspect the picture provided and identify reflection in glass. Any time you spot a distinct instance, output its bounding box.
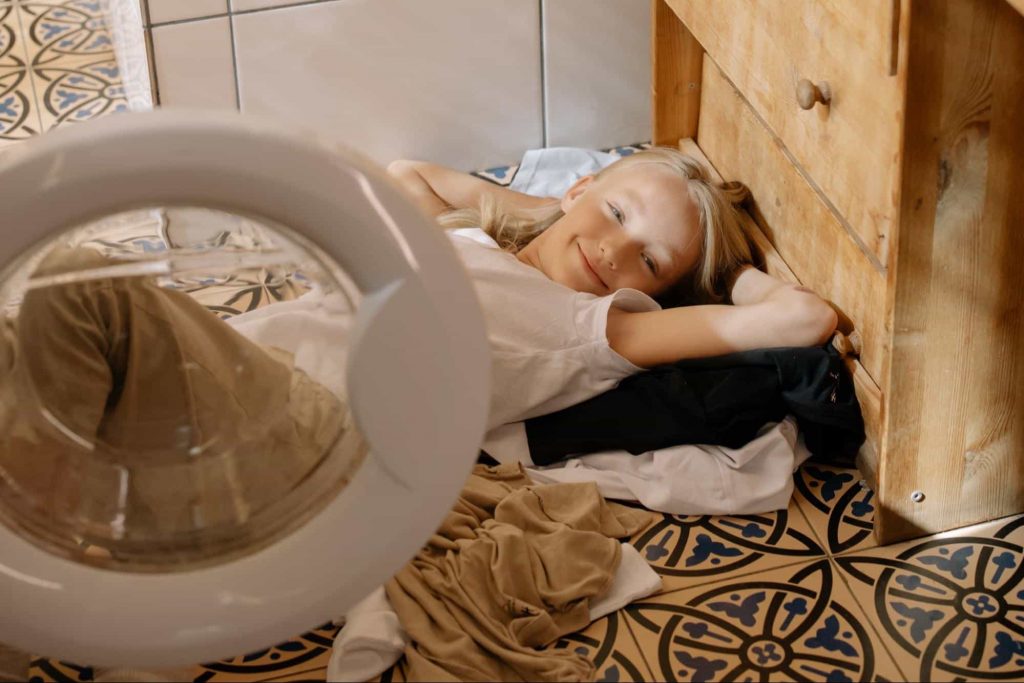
[0,208,366,572]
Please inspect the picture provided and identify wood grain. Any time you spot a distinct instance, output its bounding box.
[662,0,903,270]
[696,62,891,391]
[651,0,702,146]
[879,0,1024,542]
[679,137,885,469]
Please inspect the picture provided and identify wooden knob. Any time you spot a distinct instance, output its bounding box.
[797,79,832,109]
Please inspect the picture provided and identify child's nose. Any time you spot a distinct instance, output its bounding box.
[600,237,638,270]
[598,243,616,270]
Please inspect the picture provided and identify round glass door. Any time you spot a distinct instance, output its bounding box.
[0,111,490,668]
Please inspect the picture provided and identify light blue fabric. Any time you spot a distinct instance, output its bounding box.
[510,148,618,198]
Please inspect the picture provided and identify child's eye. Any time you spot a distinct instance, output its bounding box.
[643,253,658,275]
[608,202,624,224]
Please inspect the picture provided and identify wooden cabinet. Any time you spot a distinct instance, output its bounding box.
[653,0,1024,544]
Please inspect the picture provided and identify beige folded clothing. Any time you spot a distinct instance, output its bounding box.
[383,463,658,682]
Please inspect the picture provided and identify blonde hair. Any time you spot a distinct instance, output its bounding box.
[438,147,757,306]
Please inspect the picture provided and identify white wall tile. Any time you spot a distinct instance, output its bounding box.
[147,0,227,24]
[230,0,307,11]
[151,17,237,110]
[233,0,542,171]
[543,0,651,149]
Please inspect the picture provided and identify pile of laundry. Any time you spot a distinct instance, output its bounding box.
[328,339,864,682]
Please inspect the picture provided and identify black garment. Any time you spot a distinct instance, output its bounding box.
[523,342,865,468]
[477,450,501,467]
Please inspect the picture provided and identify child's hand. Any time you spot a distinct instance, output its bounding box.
[831,330,862,357]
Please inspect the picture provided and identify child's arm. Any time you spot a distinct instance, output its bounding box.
[386,160,558,218]
[606,266,838,367]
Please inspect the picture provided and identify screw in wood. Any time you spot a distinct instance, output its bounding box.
[911,490,926,503]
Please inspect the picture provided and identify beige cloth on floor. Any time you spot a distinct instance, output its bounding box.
[385,463,657,682]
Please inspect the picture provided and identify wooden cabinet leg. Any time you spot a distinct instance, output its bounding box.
[652,0,703,146]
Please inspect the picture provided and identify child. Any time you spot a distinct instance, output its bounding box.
[387,147,837,425]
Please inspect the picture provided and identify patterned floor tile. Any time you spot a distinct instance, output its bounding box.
[0,1,18,60]
[16,0,127,131]
[0,68,41,145]
[608,143,652,157]
[546,611,657,682]
[26,658,95,683]
[624,558,904,682]
[0,3,42,144]
[794,463,879,555]
[835,513,1024,682]
[471,162,520,187]
[186,622,340,683]
[629,499,826,593]
[18,0,112,68]
[31,56,128,128]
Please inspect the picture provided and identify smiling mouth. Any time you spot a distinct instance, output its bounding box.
[578,244,606,288]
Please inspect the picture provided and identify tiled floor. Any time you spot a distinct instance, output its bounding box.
[0,0,127,149]
[27,467,1024,682]
[8,4,1024,683]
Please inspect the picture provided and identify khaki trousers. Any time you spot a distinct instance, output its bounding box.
[0,247,365,558]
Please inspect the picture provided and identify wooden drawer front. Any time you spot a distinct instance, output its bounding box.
[697,61,890,396]
[664,0,902,270]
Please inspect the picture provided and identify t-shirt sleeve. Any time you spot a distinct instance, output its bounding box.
[573,288,661,375]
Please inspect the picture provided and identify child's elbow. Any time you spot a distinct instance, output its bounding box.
[386,159,418,179]
[796,299,839,346]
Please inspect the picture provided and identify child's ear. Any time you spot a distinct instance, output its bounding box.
[560,175,594,213]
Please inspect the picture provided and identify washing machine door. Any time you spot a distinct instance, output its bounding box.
[0,110,491,667]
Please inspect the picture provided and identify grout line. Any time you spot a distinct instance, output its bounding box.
[791,485,833,557]
[538,0,547,148]
[620,611,659,680]
[143,25,160,105]
[226,11,240,110]
[145,12,228,28]
[146,0,344,29]
[827,554,912,681]
[9,0,44,134]
[829,531,883,559]
[650,555,827,600]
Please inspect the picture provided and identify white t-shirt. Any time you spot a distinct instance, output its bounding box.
[446,228,659,427]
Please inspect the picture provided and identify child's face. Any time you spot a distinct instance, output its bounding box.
[518,163,701,297]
